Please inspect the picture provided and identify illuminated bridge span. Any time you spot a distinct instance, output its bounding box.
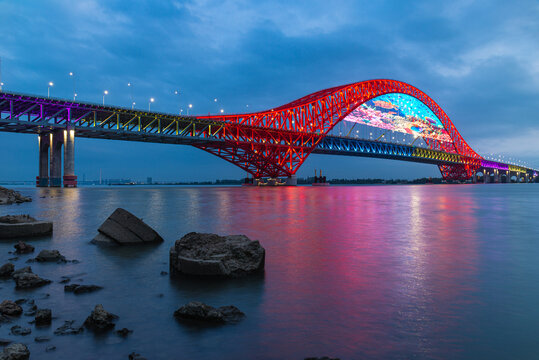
[0,79,536,187]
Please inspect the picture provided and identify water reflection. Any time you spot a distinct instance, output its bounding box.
[0,185,537,359]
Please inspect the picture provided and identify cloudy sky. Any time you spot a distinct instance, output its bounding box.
[0,0,538,181]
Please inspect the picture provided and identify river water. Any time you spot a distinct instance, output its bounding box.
[0,184,538,359]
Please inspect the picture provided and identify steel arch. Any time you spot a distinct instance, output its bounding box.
[195,79,483,179]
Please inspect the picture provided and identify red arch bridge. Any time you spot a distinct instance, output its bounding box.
[0,79,536,187]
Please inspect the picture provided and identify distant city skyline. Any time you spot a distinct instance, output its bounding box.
[0,0,538,181]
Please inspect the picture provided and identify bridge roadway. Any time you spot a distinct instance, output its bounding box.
[0,90,536,186]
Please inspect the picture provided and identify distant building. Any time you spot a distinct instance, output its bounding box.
[147,177,153,185]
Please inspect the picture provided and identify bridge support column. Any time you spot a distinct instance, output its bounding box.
[493,169,499,183]
[63,128,77,187]
[49,130,63,187]
[37,133,50,187]
[284,174,297,186]
[472,171,477,184]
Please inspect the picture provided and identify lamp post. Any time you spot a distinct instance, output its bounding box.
[132,102,135,110]
[149,98,154,111]
[103,90,108,105]
[0,82,3,91]
[69,72,76,100]
[174,90,181,115]
[188,103,192,115]
[47,82,54,98]
[220,109,224,114]
[128,82,133,107]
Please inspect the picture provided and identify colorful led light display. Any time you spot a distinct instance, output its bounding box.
[343,93,453,143]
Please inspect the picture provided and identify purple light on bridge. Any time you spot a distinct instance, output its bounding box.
[481,159,509,170]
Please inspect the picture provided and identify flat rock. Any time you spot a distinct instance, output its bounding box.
[0,215,52,239]
[34,250,66,263]
[92,208,163,246]
[34,336,50,343]
[170,232,265,277]
[84,304,118,331]
[54,320,83,336]
[173,301,245,324]
[35,309,52,325]
[0,263,14,277]
[64,284,103,294]
[0,343,30,360]
[0,186,32,205]
[0,301,22,316]
[10,325,31,336]
[14,241,34,254]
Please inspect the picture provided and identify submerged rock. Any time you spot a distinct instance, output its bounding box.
[173,301,245,324]
[34,250,66,263]
[10,325,31,336]
[128,352,147,360]
[0,343,30,360]
[0,263,14,277]
[34,336,51,343]
[116,328,133,337]
[0,301,22,316]
[0,215,52,239]
[91,208,163,246]
[35,309,52,325]
[12,267,51,289]
[84,304,118,331]
[0,187,32,205]
[64,284,103,294]
[54,320,83,335]
[169,232,265,277]
[14,242,34,254]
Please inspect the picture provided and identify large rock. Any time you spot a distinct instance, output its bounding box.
[0,301,22,316]
[0,215,52,239]
[91,208,163,246]
[173,301,245,324]
[0,343,30,360]
[35,249,66,263]
[0,187,32,206]
[170,232,265,277]
[83,304,118,331]
[12,267,51,289]
[14,242,34,254]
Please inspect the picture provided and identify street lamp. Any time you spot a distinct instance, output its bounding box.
[47,82,54,98]
[69,72,76,100]
[175,90,181,114]
[127,82,133,106]
[220,109,224,114]
[180,108,183,115]
[0,82,4,91]
[149,98,154,111]
[188,103,192,115]
[132,102,135,110]
[103,90,108,105]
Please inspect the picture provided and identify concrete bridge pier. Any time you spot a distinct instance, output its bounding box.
[285,174,297,186]
[49,130,64,187]
[37,133,50,187]
[63,128,77,187]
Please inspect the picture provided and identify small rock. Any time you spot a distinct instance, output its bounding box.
[83,304,118,331]
[7,257,18,261]
[35,309,52,326]
[160,271,168,275]
[0,338,12,346]
[34,336,50,342]
[64,284,103,294]
[128,352,147,360]
[14,242,34,254]
[10,325,31,336]
[173,301,245,324]
[0,300,23,316]
[54,320,83,335]
[0,343,30,360]
[13,271,51,289]
[59,278,70,284]
[45,345,56,352]
[0,263,15,277]
[14,299,27,305]
[34,249,66,263]
[116,328,133,337]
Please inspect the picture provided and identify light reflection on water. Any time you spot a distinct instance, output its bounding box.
[0,184,538,359]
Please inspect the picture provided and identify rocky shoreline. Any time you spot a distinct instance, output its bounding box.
[0,187,31,206]
[0,207,338,360]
